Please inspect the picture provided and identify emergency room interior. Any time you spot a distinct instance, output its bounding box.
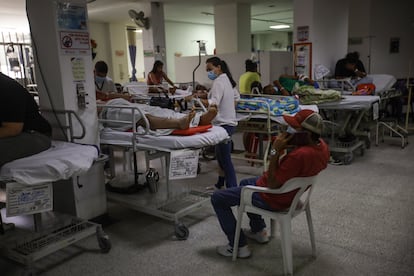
[1,0,414,275]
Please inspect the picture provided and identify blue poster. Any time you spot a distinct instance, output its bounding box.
[57,3,87,30]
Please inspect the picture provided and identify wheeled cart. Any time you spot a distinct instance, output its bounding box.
[105,146,211,240]
[0,182,111,275]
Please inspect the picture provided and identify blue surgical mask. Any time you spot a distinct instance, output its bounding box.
[95,76,106,83]
[286,126,297,134]
[207,70,217,80]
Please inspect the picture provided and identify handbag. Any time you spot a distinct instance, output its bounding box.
[149,94,175,109]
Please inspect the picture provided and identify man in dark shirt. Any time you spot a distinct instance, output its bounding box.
[334,52,373,88]
[0,72,52,167]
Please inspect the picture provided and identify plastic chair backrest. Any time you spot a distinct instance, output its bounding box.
[273,175,317,216]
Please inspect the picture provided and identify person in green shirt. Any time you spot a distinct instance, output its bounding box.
[238,59,261,96]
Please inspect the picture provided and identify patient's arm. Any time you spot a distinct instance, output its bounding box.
[0,122,23,138]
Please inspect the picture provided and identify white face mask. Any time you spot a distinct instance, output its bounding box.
[286,126,297,134]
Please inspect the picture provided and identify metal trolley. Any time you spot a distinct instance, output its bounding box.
[0,110,111,274]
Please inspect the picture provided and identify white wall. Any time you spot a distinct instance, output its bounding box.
[165,21,216,82]
[89,22,111,69]
[294,0,349,78]
[89,22,129,84]
[174,51,293,89]
[254,32,290,51]
[313,0,349,75]
[349,0,414,78]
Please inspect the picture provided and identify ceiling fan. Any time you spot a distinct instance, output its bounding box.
[128,9,150,30]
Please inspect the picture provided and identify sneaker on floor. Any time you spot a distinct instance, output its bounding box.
[243,228,270,244]
[216,244,251,258]
[205,184,224,191]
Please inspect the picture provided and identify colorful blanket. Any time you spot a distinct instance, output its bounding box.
[236,96,299,116]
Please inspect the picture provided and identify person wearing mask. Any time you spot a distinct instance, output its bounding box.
[147,60,178,93]
[0,72,52,167]
[211,109,329,258]
[200,56,239,189]
[94,60,131,101]
[238,59,261,96]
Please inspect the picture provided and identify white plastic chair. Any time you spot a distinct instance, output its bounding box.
[232,175,318,275]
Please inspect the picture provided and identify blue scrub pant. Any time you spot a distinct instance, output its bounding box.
[215,125,237,188]
[211,177,273,247]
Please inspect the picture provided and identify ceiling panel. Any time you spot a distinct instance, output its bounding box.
[0,0,293,33]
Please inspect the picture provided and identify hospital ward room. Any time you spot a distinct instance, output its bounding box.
[1,0,414,275]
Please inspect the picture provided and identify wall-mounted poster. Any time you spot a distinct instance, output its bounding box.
[294,43,312,78]
[297,26,309,41]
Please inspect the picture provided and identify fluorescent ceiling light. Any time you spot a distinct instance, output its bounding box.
[270,25,290,29]
[134,29,143,33]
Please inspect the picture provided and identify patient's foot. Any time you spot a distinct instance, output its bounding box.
[200,105,218,125]
[178,110,196,129]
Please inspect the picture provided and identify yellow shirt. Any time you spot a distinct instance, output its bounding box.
[239,72,261,94]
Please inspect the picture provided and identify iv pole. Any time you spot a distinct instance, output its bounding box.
[192,40,202,92]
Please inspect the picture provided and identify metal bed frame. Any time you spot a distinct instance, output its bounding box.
[232,96,287,170]
[98,104,217,240]
[318,96,380,164]
[0,110,111,274]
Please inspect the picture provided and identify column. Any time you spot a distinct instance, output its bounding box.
[214,3,251,54]
[294,0,350,78]
[141,2,167,78]
[27,0,98,145]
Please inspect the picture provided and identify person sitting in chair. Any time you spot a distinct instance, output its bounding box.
[0,72,52,168]
[211,109,329,258]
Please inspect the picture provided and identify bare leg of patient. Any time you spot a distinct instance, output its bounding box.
[199,105,218,125]
[142,110,196,130]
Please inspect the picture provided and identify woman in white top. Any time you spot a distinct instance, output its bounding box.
[202,56,239,189]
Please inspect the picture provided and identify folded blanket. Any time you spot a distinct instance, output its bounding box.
[293,85,342,105]
[236,96,299,116]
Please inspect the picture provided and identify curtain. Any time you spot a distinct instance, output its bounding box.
[127,29,137,81]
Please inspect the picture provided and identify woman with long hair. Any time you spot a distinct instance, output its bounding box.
[147,60,178,93]
[202,56,239,189]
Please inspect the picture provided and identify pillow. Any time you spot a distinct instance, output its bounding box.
[171,124,212,136]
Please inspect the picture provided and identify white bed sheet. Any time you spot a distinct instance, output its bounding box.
[0,141,99,185]
[369,74,396,94]
[100,125,229,149]
[317,95,380,110]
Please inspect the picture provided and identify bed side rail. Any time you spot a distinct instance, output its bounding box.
[97,104,150,149]
[40,109,85,142]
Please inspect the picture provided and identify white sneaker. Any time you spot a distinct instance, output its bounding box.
[216,244,251,258]
[243,228,270,244]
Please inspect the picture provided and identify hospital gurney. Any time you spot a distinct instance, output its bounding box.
[0,111,111,274]
[98,104,229,239]
[317,95,380,164]
[233,95,318,169]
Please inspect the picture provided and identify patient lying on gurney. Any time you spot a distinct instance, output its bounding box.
[101,98,218,136]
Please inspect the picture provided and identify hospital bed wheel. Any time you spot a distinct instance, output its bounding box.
[364,138,371,149]
[96,228,112,253]
[174,223,189,240]
[342,153,353,165]
[98,235,112,253]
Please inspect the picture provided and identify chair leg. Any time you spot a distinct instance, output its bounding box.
[280,219,293,275]
[306,205,316,257]
[270,218,277,238]
[232,205,244,261]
